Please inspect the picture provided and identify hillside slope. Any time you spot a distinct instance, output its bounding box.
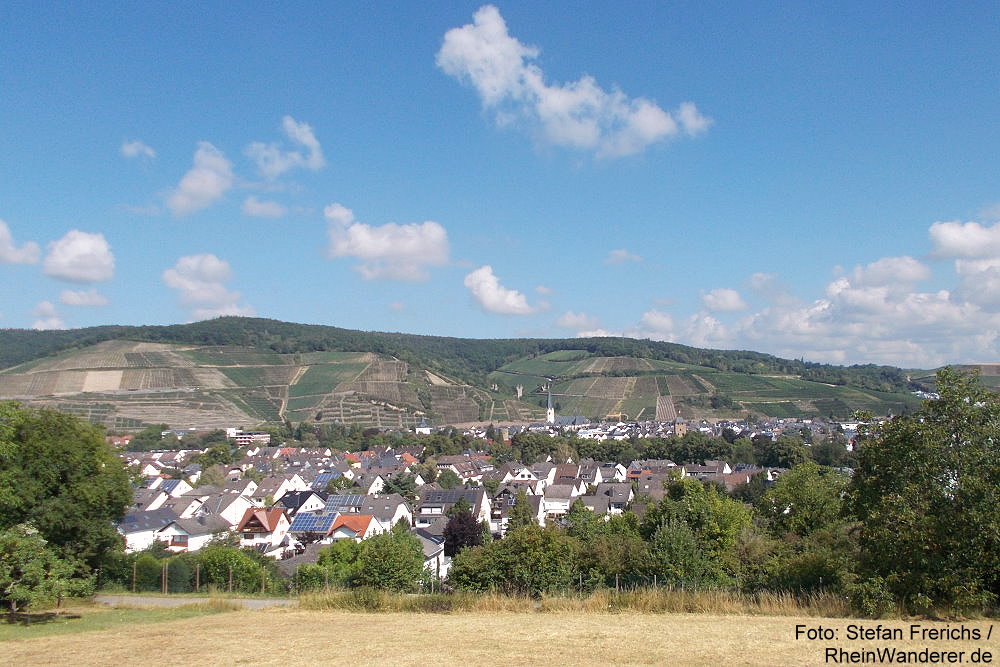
[0,318,933,430]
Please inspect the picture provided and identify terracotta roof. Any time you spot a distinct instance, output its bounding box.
[332,514,374,537]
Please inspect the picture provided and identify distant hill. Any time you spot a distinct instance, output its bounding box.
[0,317,932,430]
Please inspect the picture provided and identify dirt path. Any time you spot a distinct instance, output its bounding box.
[94,594,296,610]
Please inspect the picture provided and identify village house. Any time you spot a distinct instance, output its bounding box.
[236,507,291,557]
[156,514,232,552]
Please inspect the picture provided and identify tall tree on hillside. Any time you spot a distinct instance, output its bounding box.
[848,368,1000,612]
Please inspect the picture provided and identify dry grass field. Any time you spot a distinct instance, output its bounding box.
[3,605,997,666]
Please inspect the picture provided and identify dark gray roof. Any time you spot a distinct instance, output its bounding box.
[119,507,179,533]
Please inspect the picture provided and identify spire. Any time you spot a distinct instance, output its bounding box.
[546,381,555,424]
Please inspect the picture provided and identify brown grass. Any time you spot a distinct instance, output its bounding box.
[3,606,996,666]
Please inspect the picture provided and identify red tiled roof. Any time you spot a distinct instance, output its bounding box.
[332,514,374,537]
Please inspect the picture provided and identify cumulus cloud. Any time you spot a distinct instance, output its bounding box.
[246,116,325,179]
[437,5,709,158]
[120,140,156,159]
[929,220,1000,259]
[556,311,599,330]
[32,301,65,330]
[702,288,747,312]
[166,142,234,216]
[464,265,542,315]
[605,248,642,264]
[242,196,287,218]
[59,288,108,307]
[325,203,450,281]
[162,254,256,320]
[0,220,40,264]
[43,230,115,283]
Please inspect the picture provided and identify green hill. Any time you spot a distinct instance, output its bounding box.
[0,317,934,430]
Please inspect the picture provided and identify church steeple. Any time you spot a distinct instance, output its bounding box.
[546,381,555,424]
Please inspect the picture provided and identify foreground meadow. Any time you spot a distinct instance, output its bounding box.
[3,605,997,666]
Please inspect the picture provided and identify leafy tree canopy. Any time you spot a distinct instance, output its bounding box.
[0,403,132,572]
[848,367,1000,612]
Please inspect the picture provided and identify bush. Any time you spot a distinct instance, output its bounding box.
[848,577,895,618]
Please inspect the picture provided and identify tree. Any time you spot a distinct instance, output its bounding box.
[443,499,483,557]
[382,471,417,500]
[128,423,170,452]
[0,523,78,611]
[759,462,848,539]
[437,469,461,490]
[354,531,425,592]
[848,368,1000,612]
[507,489,536,530]
[0,404,132,572]
[753,434,808,468]
[449,525,578,597]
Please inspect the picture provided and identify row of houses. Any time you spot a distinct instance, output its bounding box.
[120,438,787,583]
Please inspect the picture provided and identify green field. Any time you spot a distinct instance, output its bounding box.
[287,362,368,397]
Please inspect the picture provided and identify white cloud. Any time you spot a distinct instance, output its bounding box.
[120,140,156,159]
[242,196,287,218]
[0,220,40,264]
[59,289,108,307]
[324,203,450,281]
[535,285,553,295]
[556,311,599,330]
[246,116,325,179]
[162,254,256,320]
[702,288,747,312]
[605,248,642,264]
[166,142,234,217]
[929,220,1000,259]
[846,255,930,288]
[437,5,709,158]
[43,230,115,283]
[31,301,65,330]
[464,265,541,315]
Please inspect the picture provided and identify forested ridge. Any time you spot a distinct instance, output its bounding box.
[0,316,920,393]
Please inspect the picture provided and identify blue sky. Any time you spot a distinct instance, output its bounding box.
[2,2,999,368]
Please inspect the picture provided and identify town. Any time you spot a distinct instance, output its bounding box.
[115,413,862,587]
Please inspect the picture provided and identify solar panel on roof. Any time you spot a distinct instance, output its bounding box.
[324,494,365,511]
[289,512,336,533]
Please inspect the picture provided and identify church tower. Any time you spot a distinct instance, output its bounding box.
[546,381,555,424]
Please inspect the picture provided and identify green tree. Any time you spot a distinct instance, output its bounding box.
[354,531,425,592]
[437,469,462,489]
[640,477,752,583]
[753,434,808,468]
[648,518,715,587]
[0,523,80,611]
[760,462,848,539]
[449,525,578,597]
[0,404,132,572]
[128,423,170,452]
[507,489,536,530]
[848,368,1000,612]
